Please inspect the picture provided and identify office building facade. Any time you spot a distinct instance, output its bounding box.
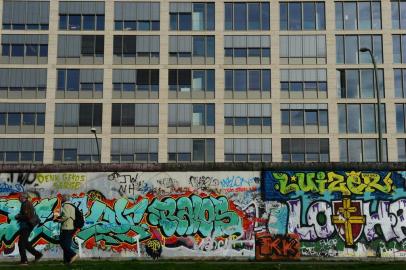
[0,0,404,164]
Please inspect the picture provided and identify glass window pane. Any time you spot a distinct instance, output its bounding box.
[234,3,247,30]
[360,69,374,98]
[8,113,21,126]
[83,15,95,30]
[193,140,205,161]
[67,70,80,91]
[362,104,376,133]
[347,104,361,133]
[248,3,261,30]
[343,3,357,30]
[303,3,315,30]
[11,45,24,57]
[280,3,288,30]
[348,139,362,162]
[289,3,302,30]
[363,139,377,162]
[359,2,371,30]
[69,15,81,30]
[345,36,358,64]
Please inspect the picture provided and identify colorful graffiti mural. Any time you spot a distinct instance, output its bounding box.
[0,172,259,259]
[262,171,406,259]
[1,170,406,261]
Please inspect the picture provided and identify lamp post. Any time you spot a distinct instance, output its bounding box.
[90,128,101,163]
[359,47,383,162]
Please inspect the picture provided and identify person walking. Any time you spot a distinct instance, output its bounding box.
[15,193,43,265]
[56,194,79,265]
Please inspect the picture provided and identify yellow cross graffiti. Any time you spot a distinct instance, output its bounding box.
[332,198,365,246]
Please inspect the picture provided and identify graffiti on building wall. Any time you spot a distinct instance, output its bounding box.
[1,170,406,260]
[0,172,260,259]
[262,171,406,259]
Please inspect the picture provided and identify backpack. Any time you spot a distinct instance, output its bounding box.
[70,204,85,229]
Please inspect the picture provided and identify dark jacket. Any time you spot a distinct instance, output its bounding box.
[16,200,36,229]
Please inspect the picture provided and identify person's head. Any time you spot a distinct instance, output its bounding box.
[19,192,29,203]
[61,194,70,203]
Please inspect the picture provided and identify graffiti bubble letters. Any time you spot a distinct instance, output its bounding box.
[255,233,300,260]
[270,171,394,197]
[147,195,242,238]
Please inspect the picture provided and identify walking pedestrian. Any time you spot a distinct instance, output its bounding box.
[56,194,79,265]
[15,192,43,265]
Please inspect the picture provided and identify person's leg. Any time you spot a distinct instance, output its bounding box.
[24,227,42,258]
[60,230,75,263]
[18,229,29,263]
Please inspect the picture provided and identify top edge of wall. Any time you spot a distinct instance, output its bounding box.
[0,162,405,173]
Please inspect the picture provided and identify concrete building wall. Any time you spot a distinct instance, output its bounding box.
[0,0,403,164]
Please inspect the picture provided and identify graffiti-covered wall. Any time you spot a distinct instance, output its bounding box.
[261,171,406,259]
[0,172,262,259]
[1,170,406,260]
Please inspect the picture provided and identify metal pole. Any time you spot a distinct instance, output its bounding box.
[369,50,383,163]
[91,128,101,163]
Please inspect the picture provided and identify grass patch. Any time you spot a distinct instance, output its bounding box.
[1,261,406,270]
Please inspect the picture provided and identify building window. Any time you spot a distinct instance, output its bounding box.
[396,104,406,133]
[0,103,45,134]
[392,0,406,29]
[113,35,160,64]
[57,35,104,64]
[54,138,101,163]
[280,69,327,99]
[336,35,383,64]
[224,35,270,65]
[54,103,102,134]
[170,2,214,31]
[224,104,272,134]
[282,138,329,162]
[335,1,381,30]
[111,139,158,163]
[280,35,326,64]
[338,103,386,134]
[113,69,159,99]
[169,69,214,99]
[225,2,269,31]
[280,2,325,30]
[115,1,160,31]
[337,69,384,98]
[281,104,328,134]
[0,69,46,99]
[59,1,104,31]
[397,139,406,161]
[2,1,49,30]
[1,34,48,64]
[169,35,215,65]
[395,69,406,98]
[393,35,406,63]
[168,138,214,163]
[339,138,387,162]
[225,69,271,99]
[168,104,215,133]
[57,69,103,99]
[224,138,271,162]
[0,138,43,164]
[111,103,159,134]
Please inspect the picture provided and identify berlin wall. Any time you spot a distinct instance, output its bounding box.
[0,169,406,260]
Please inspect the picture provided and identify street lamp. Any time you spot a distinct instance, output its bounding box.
[359,47,383,162]
[90,128,101,163]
